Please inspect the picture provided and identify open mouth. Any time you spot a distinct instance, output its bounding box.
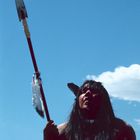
[83,97,99,107]
[84,97,92,103]
[84,100,93,107]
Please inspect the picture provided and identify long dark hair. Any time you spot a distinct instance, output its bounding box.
[65,80,115,140]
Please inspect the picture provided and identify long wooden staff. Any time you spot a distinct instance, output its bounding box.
[15,0,51,122]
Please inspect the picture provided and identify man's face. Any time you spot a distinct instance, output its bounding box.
[78,83,101,119]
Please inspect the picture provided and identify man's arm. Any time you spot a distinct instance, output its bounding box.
[124,125,136,140]
[113,118,136,140]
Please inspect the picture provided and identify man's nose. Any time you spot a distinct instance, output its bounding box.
[85,90,92,95]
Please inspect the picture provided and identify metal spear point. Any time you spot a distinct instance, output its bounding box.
[15,0,28,21]
[15,0,51,122]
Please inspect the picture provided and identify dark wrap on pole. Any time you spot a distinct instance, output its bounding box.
[15,0,51,122]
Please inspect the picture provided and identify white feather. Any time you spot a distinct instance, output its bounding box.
[32,77,44,118]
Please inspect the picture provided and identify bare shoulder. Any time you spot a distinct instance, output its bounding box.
[57,122,67,134]
[113,118,136,140]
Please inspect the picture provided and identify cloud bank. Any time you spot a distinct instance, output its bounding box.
[86,64,140,102]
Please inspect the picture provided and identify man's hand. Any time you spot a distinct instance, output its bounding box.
[44,120,59,140]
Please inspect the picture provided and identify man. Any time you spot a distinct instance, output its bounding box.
[44,80,136,140]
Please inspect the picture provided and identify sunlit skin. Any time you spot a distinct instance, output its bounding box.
[78,83,101,119]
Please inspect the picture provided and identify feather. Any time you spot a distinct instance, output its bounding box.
[32,75,44,118]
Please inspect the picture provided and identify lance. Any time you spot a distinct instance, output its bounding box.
[15,0,51,122]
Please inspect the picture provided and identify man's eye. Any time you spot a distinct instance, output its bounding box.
[91,89,99,95]
[82,88,88,93]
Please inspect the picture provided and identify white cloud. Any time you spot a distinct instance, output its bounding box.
[86,64,140,102]
[134,119,140,125]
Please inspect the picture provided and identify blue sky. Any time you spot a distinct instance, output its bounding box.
[0,0,140,139]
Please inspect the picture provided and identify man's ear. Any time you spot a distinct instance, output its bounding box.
[67,83,80,96]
